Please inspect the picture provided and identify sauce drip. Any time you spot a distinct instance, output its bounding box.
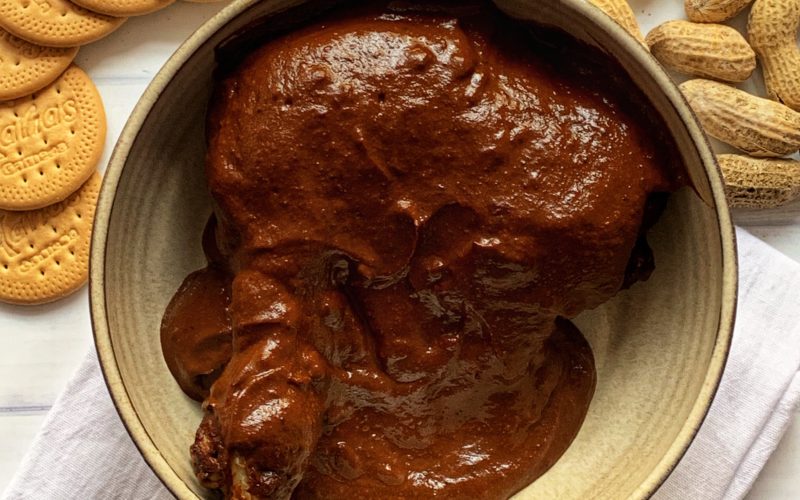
[161,2,683,498]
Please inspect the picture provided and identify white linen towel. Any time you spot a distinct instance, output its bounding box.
[3,227,800,500]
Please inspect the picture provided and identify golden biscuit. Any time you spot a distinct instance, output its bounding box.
[0,65,106,211]
[0,0,125,48]
[72,0,175,17]
[0,171,100,304]
[0,28,78,102]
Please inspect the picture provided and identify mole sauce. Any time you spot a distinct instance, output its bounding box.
[161,2,683,498]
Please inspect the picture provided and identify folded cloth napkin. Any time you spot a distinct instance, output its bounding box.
[3,227,800,500]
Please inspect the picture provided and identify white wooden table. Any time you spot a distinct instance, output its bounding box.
[0,1,797,498]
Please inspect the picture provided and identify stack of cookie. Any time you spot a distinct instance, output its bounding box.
[0,0,205,305]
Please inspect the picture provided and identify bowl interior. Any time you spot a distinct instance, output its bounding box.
[91,1,736,498]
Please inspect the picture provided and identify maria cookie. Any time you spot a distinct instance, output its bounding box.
[0,171,100,305]
[0,28,78,102]
[0,65,106,211]
[72,0,175,17]
[0,0,126,48]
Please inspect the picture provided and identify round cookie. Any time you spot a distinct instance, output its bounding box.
[0,65,105,211]
[0,28,78,102]
[0,0,126,48]
[71,0,175,17]
[0,171,100,305]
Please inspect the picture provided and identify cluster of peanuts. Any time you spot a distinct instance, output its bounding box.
[590,0,800,209]
[0,0,222,305]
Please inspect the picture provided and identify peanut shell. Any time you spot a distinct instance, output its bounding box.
[718,154,800,208]
[748,0,800,111]
[646,20,756,83]
[680,79,800,157]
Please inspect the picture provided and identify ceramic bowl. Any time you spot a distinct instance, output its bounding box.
[90,0,737,498]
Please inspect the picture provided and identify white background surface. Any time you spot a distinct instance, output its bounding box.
[0,0,798,498]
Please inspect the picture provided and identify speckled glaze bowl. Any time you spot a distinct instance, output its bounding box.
[90,1,737,498]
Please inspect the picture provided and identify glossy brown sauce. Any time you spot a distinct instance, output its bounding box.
[161,2,683,498]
